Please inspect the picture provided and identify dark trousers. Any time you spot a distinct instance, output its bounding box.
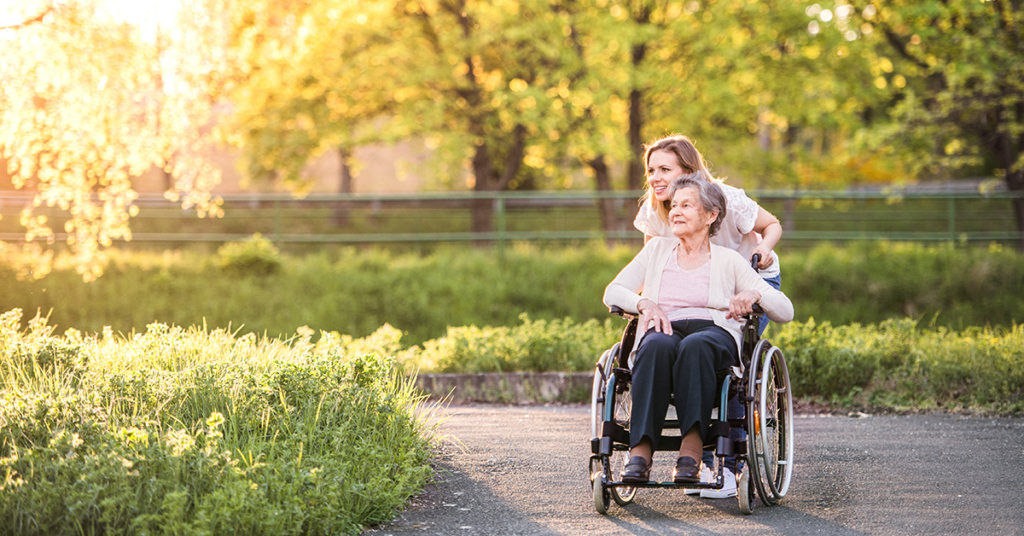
[629,319,739,452]
[702,274,782,472]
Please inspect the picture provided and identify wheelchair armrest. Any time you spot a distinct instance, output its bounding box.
[608,305,636,319]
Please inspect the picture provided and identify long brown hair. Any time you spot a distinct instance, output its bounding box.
[641,135,711,225]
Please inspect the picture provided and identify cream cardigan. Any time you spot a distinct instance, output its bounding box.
[603,238,794,355]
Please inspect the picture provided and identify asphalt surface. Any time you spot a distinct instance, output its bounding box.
[366,404,1024,536]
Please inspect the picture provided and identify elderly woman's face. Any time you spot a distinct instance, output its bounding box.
[647,150,687,202]
[669,186,716,239]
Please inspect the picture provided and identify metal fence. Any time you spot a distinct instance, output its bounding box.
[1,189,1022,247]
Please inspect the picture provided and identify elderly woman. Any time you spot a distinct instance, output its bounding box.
[603,174,794,484]
[637,135,785,496]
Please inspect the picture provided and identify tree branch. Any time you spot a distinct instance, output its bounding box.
[881,28,930,70]
[495,124,528,191]
[0,4,55,30]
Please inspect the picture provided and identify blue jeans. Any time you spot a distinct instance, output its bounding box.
[702,274,782,473]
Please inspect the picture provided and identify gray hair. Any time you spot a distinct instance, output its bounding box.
[664,171,727,237]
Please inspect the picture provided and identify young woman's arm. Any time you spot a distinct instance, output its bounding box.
[750,207,782,269]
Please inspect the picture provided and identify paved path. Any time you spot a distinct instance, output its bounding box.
[367,405,1024,536]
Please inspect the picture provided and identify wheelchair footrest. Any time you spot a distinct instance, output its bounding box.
[603,479,729,490]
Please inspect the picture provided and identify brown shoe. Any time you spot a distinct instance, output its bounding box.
[621,456,651,483]
[673,456,700,484]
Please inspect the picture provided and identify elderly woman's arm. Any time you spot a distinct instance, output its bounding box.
[602,256,646,314]
[603,242,675,334]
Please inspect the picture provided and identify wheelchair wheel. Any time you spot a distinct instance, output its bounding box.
[593,472,611,514]
[590,344,618,438]
[608,450,637,505]
[590,343,636,506]
[737,468,753,515]
[745,342,794,507]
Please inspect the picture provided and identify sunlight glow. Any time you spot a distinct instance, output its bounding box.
[0,0,180,40]
[98,0,181,40]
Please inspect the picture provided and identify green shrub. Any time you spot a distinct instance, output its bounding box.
[784,241,1024,328]
[772,319,1024,413]
[395,310,1024,413]
[216,234,283,276]
[0,309,433,535]
[400,313,622,373]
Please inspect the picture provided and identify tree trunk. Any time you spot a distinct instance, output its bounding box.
[1006,169,1024,252]
[994,132,1024,251]
[627,38,648,191]
[469,125,527,243]
[590,155,622,243]
[471,141,495,243]
[627,86,645,192]
[331,147,353,227]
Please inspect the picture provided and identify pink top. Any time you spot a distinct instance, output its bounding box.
[658,247,712,321]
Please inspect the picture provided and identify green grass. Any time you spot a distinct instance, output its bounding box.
[0,309,436,535]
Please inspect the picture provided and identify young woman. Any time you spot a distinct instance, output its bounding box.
[636,135,782,292]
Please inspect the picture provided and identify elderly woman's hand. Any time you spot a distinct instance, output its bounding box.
[638,299,673,335]
[727,290,762,320]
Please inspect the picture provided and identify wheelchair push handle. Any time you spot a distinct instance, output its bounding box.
[749,253,764,316]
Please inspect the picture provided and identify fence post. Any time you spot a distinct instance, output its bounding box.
[494,195,506,255]
[947,197,956,242]
[274,199,281,243]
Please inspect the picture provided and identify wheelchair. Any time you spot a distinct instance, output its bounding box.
[588,273,794,515]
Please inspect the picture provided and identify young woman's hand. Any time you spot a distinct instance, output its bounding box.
[752,244,775,269]
[727,290,762,320]
[638,299,673,335]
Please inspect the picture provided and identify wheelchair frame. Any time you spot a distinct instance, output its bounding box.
[588,300,794,515]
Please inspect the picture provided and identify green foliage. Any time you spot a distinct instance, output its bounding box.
[784,241,1024,327]
[2,242,1023,347]
[400,313,621,373]
[774,318,1024,414]
[216,234,283,276]
[0,310,433,535]
[836,0,1024,179]
[395,311,1024,413]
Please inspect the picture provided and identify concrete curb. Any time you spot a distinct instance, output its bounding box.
[415,372,594,404]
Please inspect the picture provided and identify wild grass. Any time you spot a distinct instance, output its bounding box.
[0,309,435,535]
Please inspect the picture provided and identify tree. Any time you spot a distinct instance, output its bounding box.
[0,0,231,280]
[224,0,586,235]
[549,0,888,238]
[839,0,1024,249]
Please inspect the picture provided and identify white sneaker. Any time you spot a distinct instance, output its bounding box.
[685,466,712,495]
[700,467,737,499]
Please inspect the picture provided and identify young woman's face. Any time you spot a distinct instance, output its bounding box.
[647,150,688,202]
[669,186,717,239]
